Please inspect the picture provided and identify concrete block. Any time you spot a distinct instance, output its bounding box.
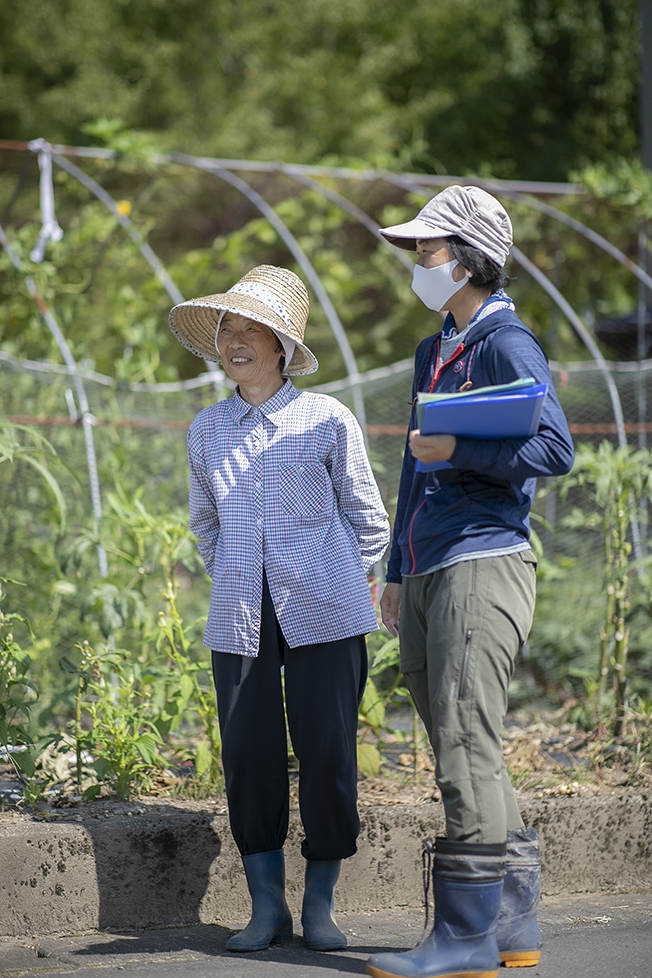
[1,791,650,937]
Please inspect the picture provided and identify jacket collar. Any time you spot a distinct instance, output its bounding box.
[441,289,515,342]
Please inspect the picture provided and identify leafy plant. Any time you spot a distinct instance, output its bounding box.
[80,644,164,800]
[560,441,652,733]
[357,634,411,778]
[103,488,221,784]
[0,419,76,534]
[58,641,100,794]
[70,486,223,787]
[0,579,38,767]
[0,578,62,807]
[156,596,221,785]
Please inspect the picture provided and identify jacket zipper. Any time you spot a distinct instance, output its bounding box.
[407,496,427,575]
[428,341,465,391]
[458,629,473,701]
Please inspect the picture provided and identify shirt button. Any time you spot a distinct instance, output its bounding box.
[255,480,262,488]
[257,518,263,526]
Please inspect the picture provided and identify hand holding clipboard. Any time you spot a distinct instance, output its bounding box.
[414,378,548,472]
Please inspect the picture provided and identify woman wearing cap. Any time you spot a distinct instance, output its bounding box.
[169,265,389,954]
[365,188,574,978]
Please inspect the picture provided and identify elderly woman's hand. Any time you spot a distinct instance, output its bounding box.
[408,430,456,465]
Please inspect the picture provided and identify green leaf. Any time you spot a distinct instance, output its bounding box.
[359,678,385,731]
[94,757,110,778]
[59,655,81,675]
[369,636,401,675]
[194,737,211,776]
[16,452,67,535]
[179,673,194,704]
[135,733,158,764]
[13,749,36,777]
[357,742,381,779]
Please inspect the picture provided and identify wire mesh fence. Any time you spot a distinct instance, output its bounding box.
[4,352,652,705]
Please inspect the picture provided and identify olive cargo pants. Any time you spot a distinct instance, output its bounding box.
[399,550,537,844]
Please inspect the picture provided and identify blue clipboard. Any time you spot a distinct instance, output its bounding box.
[415,380,548,472]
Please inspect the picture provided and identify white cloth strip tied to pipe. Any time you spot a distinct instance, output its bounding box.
[27,139,64,263]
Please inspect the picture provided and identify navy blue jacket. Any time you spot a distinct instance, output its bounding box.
[387,307,575,583]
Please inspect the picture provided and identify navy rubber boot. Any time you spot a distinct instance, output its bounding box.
[226,850,293,951]
[497,828,543,968]
[301,859,347,950]
[366,839,505,978]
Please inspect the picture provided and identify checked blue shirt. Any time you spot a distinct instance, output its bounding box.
[188,380,390,656]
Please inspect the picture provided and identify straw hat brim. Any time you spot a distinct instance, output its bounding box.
[169,294,318,376]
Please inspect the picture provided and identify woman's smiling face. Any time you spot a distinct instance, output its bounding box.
[216,312,284,399]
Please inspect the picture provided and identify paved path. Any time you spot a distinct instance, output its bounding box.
[1,894,650,978]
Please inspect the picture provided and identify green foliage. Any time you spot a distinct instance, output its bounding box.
[0,0,639,180]
[78,645,165,800]
[573,161,652,220]
[73,486,222,790]
[357,633,411,778]
[0,579,62,809]
[1,420,70,533]
[560,441,652,732]
[625,696,652,783]
[0,579,37,759]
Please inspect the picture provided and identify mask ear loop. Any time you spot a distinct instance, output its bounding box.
[448,261,470,284]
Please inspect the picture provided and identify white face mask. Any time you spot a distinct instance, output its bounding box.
[411,260,469,311]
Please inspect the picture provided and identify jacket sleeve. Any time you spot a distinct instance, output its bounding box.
[328,409,390,572]
[386,409,418,584]
[386,344,426,583]
[187,421,220,579]
[449,326,575,480]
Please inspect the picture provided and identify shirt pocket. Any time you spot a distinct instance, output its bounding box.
[278,462,333,523]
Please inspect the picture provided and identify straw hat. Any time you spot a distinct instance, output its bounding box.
[169,265,318,375]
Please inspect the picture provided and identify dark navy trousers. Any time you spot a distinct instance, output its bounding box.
[212,572,368,860]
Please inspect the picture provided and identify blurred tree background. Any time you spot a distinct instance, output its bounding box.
[0,0,645,386]
[0,0,640,180]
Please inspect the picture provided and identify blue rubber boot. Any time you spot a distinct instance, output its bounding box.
[301,859,347,950]
[366,839,505,978]
[226,850,293,951]
[497,828,543,968]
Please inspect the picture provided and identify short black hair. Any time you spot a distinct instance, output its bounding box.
[445,235,510,293]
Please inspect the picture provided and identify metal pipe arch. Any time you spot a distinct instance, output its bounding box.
[49,151,224,390]
[0,222,108,577]
[5,141,651,453]
[278,167,415,273]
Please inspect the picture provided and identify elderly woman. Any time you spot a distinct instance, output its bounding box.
[365,187,574,978]
[169,265,389,953]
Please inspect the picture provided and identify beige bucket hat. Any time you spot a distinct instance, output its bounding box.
[169,265,318,376]
[379,185,513,268]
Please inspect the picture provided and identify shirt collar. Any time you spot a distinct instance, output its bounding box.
[228,379,297,425]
